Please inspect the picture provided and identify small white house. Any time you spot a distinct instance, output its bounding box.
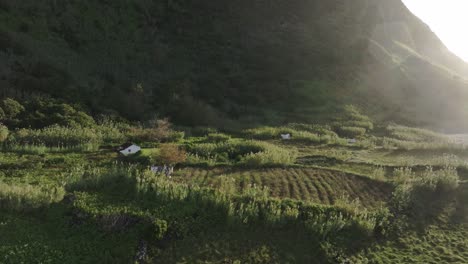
[347,138,357,144]
[118,143,141,156]
[281,133,292,140]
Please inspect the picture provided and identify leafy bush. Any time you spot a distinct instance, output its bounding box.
[17,99,96,128]
[152,219,168,240]
[126,119,182,143]
[419,166,459,193]
[392,167,416,183]
[154,144,187,165]
[0,123,8,142]
[1,98,25,119]
[390,166,459,220]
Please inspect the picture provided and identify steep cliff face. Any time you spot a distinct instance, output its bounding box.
[0,0,467,130]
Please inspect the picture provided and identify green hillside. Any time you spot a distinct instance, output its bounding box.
[1,0,468,130]
[2,2,468,263]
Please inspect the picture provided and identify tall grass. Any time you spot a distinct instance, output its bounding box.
[386,124,449,143]
[69,164,387,239]
[1,143,98,154]
[8,125,102,150]
[332,105,374,138]
[186,139,297,166]
[240,147,298,167]
[390,166,459,219]
[0,182,65,211]
[243,126,337,144]
[124,119,184,144]
[381,137,464,151]
[380,125,463,151]
[96,119,127,144]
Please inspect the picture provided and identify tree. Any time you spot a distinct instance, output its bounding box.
[155,144,186,165]
[2,98,25,119]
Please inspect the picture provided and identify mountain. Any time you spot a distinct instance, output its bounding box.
[1,0,467,131]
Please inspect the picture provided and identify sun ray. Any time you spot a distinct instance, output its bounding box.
[402,0,468,62]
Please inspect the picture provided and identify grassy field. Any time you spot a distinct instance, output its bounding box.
[1,123,468,263]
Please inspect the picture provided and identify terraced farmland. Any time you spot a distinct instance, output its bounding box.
[173,167,393,207]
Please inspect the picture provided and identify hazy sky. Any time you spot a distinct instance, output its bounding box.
[402,0,468,62]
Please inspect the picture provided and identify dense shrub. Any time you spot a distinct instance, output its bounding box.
[0,123,8,142]
[154,144,187,165]
[125,119,182,143]
[1,98,25,119]
[390,166,459,220]
[167,131,185,142]
[17,99,96,128]
[152,219,168,240]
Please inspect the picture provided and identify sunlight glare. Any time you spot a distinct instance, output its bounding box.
[402,0,468,62]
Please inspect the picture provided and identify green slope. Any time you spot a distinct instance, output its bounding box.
[1,0,468,130]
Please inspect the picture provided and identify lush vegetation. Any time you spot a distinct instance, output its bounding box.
[1,0,468,130]
[2,0,468,262]
[1,112,468,262]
